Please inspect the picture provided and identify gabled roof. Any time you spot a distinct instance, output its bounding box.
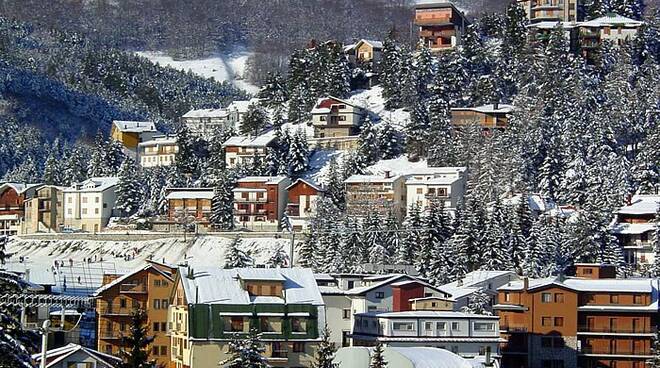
[182,108,228,118]
[236,176,289,185]
[581,14,643,28]
[93,263,173,296]
[285,178,324,192]
[227,98,260,113]
[344,174,404,184]
[222,131,276,147]
[32,343,121,368]
[357,310,498,319]
[138,134,178,147]
[617,195,660,216]
[0,182,42,195]
[498,276,657,294]
[451,104,515,114]
[311,96,362,114]
[112,120,157,133]
[64,177,119,193]
[355,39,384,50]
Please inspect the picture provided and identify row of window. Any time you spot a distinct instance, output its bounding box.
[541,316,564,327]
[223,316,307,334]
[153,279,169,287]
[152,345,168,356]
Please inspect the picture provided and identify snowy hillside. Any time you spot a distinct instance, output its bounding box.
[136,49,260,94]
[348,86,411,129]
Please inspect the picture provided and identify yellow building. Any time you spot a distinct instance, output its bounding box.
[110,120,160,152]
[23,185,65,234]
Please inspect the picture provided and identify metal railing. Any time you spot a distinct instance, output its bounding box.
[581,347,651,355]
[578,326,656,334]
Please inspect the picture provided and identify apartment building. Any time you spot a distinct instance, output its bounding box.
[612,195,659,272]
[439,270,520,312]
[137,135,179,168]
[345,172,407,220]
[414,2,468,51]
[180,108,231,136]
[94,261,176,368]
[162,188,213,233]
[405,166,467,215]
[233,176,291,231]
[450,104,515,129]
[494,264,658,368]
[63,177,119,233]
[23,185,64,234]
[0,182,41,235]
[351,311,501,359]
[518,0,582,23]
[222,133,277,169]
[168,267,324,368]
[310,97,365,138]
[578,14,644,58]
[110,120,160,154]
[285,178,324,231]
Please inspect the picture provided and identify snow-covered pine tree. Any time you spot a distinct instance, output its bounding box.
[369,342,388,368]
[381,28,403,109]
[325,42,351,98]
[377,121,401,160]
[482,197,514,271]
[277,128,293,176]
[406,101,431,161]
[649,328,660,368]
[118,309,155,368]
[88,132,108,177]
[325,157,346,209]
[104,140,126,176]
[220,328,270,368]
[268,247,289,268]
[417,199,452,278]
[397,204,423,266]
[296,237,318,270]
[650,209,660,277]
[62,145,90,186]
[287,128,310,178]
[357,115,380,165]
[460,288,492,315]
[0,236,35,368]
[175,124,197,177]
[414,44,435,103]
[224,237,253,268]
[115,158,142,218]
[43,151,63,185]
[522,217,548,278]
[313,326,338,368]
[259,72,288,109]
[342,151,367,178]
[209,172,235,230]
[241,103,269,137]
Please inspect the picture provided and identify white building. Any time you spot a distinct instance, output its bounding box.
[63,177,119,233]
[137,135,179,168]
[405,167,467,215]
[334,346,498,368]
[579,14,643,46]
[351,311,501,359]
[180,108,231,136]
[32,343,121,368]
[438,270,520,312]
[310,96,365,138]
[611,195,660,270]
[222,132,276,169]
[227,98,259,132]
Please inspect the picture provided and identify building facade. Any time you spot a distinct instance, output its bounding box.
[168,267,324,368]
[180,108,231,136]
[23,185,64,234]
[110,121,160,154]
[63,177,119,233]
[612,195,659,271]
[517,0,582,23]
[162,188,214,233]
[137,135,179,168]
[578,14,644,59]
[310,97,365,138]
[495,265,657,368]
[227,99,259,132]
[0,182,41,236]
[94,262,175,368]
[233,176,291,231]
[32,343,121,368]
[223,134,277,169]
[345,173,407,220]
[285,179,323,231]
[414,2,468,51]
[450,104,514,129]
[405,167,467,215]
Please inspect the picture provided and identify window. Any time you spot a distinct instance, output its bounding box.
[95,197,100,203]
[152,346,159,355]
[474,322,495,331]
[120,298,127,308]
[260,317,282,333]
[162,281,169,287]
[504,293,511,302]
[583,268,593,274]
[375,292,385,299]
[339,115,346,121]
[425,322,433,331]
[153,299,161,309]
[82,197,87,203]
[120,322,126,331]
[154,322,160,331]
[541,293,552,303]
[95,208,99,215]
[342,309,351,320]
[293,342,305,353]
[161,322,167,332]
[436,322,447,330]
[392,322,415,331]
[67,208,72,215]
[451,322,460,331]
[416,188,423,194]
[554,317,564,327]
[610,294,619,304]
[154,279,161,287]
[162,299,169,308]
[82,208,87,215]
[634,295,642,304]
[160,346,167,356]
[431,302,437,307]
[105,345,112,354]
[320,116,326,121]
[554,293,564,303]
[224,317,245,332]
[541,317,551,326]
[291,317,307,333]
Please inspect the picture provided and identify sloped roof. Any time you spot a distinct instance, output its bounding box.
[222,131,276,147]
[0,182,42,195]
[112,120,157,133]
[165,188,214,200]
[617,195,660,215]
[64,177,119,193]
[355,39,384,49]
[285,178,324,192]
[498,276,657,294]
[358,310,498,319]
[93,263,173,296]
[182,108,228,118]
[451,104,515,114]
[611,222,656,235]
[178,267,324,305]
[345,174,404,184]
[32,343,121,368]
[236,176,288,185]
[335,346,476,368]
[581,14,643,27]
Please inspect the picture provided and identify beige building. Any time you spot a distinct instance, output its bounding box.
[345,172,407,220]
[137,135,179,168]
[180,108,231,137]
[310,97,365,138]
[23,185,65,234]
[222,133,276,169]
[517,0,581,23]
[63,177,119,233]
[578,14,643,53]
[405,167,467,215]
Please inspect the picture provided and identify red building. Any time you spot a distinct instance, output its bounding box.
[285,178,324,231]
[232,176,291,231]
[0,182,41,235]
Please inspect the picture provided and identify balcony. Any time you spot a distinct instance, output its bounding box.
[581,347,651,356]
[578,326,655,334]
[120,283,147,294]
[234,197,267,203]
[99,331,123,340]
[415,17,453,26]
[500,325,528,333]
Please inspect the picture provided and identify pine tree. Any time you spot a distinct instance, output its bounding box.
[268,247,289,268]
[220,328,270,368]
[287,128,310,178]
[118,309,155,368]
[460,288,492,315]
[381,28,404,109]
[313,326,338,368]
[649,329,660,368]
[62,145,90,186]
[0,236,35,368]
[175,125,197,177]
[258,72,288,109]
[650,209,660,277]
[406,101,431,160]
[115,158,142,217]
[296,237,318,270]
[369,342,388,368]
[224,237,253,268]
[357,115,380,165]
[210,172,235,230]
[43,151,62,185]
[325,43,351,98]
[397,204,423,265]
[88,132,108,177]
[482,197,514,271]
[325,157,346,209]
[104,140,126,176]
[241,103,269,137]
[523,218,547,278]
[377,121,401,160]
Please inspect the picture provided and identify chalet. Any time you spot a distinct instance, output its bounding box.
[23,185,65,234]
[285,178,324,231]
[414,2,469,52]
[344,172,407,220]
[0,182,41,236]
[344,39,383,65]
[168,267,324,368]
[180,108,231,137]
[110,121,160,154]
[450,104,515,129]
[222,133,277,169]
[578,14,643,58]
[310,96,365,139]
[162,188,214,233]
[233,176,291,231]
[611,195,659,271]
[63,177,119,233]
[137,135,179,168]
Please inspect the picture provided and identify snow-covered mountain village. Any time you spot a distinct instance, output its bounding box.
[0,0,659,367]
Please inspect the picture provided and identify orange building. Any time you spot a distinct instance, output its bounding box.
[94,261,176,367]
[450,104,515,130]
[414,2,468,51]
[494,264,657,368]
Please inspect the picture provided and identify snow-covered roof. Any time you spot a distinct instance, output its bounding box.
[178,267,324,305]
[581,14,644,28]
[165,188,214,200]
[227,98,260,113]
[138,135,178,146]
[236,176,288,185]
[237,268,286,281]
[3,264,57,286]
[64,177,119,193]
[405,176,462,186]
[499,276,657,294]
[93,263,173,296]
[314,273,335,281]
[611,222,656,235]
[182,108,228,119]
[112,120,157,133]
[355,39,383,50]
[0,182,42,194]
[442,271,517,290]
[334,346,480,368]
[501,193,556,213]
[527,21,579,29]
[451,104,515,114]
[617,195,660,215]
[312,96,361,112]
[285,178,324,192]
[357,310,498,319]
[32,343,121,368]
[222,132,276,147]
[344,174,404,184]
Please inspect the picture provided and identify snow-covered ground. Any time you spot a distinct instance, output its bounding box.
[135,48,260,94]
[347,86,410,129]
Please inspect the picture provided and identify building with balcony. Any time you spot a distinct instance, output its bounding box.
[110,120,161,155]
[518,0,582,23]
[168,267,325,368]
[137,135,179,168]
[310,97,366,139]
[63,177,119,233]
[284,178,324,231]
[180,108,231,137]
[233,176,291,231]
[438,270,520,313]
[578,14,644,59]
[494,264,658,368]
[405,166,467,216]
[223,133,277,169]
[162,188,214,233]
[0,182,41,235]
[612,195,659,272]
[23,185,64,234]
[94,261,176,368]
[450,104,515,130]
[414,2,468,52]
[345,172,407,220]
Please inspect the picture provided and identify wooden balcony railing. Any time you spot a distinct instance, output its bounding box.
[120,283,147,294]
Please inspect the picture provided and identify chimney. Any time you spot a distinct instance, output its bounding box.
[384,170,392,179]
[494,101,499,110]
[523,277,529,291]
[484,346,493,367]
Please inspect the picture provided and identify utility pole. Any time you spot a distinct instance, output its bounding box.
[289,231,295,268]
[39,320,50,368]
